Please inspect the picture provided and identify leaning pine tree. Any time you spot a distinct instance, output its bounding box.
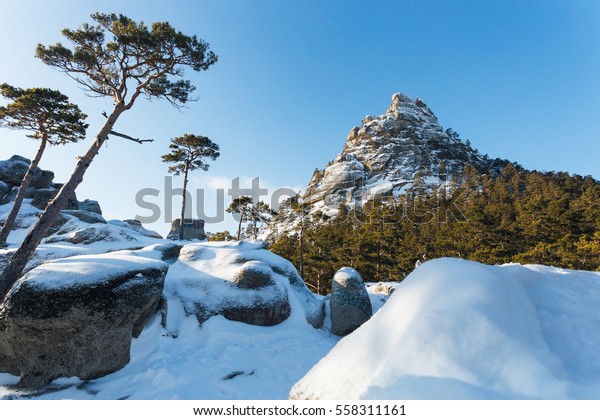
[0,13,217,297]
[0,84,87,246]
[161,134,220,240]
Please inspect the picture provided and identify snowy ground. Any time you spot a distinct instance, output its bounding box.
[3,199,600,400]
[291,258,600,400]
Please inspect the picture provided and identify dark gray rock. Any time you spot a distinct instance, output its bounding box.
[166,218,206,241]
[30,188,56,210]
[31,170,54,190]
[79,199,102,215]
[31,188,79,211]
[330,267,372,336]
[0,155,36,186]
[0,181,10,198]
[23,187,37,199]
[61,209,107,225]
[0,188,17,205]
[232,261,276,289]
[0,254,168,387]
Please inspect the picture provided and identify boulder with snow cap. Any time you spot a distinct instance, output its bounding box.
[330,267,372,336]
[0,253,169,388]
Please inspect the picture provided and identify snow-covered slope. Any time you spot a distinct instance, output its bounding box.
[290,258,600,400]
[0,241,341,399]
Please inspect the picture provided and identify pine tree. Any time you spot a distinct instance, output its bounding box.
[0,84,87,246]
[1,12,217,296]
[227,196,253,241]
[161,134,220,240]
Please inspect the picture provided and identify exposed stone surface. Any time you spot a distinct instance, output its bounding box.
[31,170,54,190]
[298,93,503,218]
[79,199,102,215]
[232,261,276,289]
[166,218,206,241]
[61,209,107,225]
[0,181,10,199]
[31,188,79,211]
[330,267,372,336]
[0,155,38,186]
[0,254,168,387]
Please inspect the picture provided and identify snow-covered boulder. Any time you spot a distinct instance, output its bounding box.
[290,258,600,399]
[165,241,325,332]
[61,209,106,225]
[167,244,291,327]
[0,252,169,387]
[330,267,372,336]
[45,223,138,245]
[105,219,162,239]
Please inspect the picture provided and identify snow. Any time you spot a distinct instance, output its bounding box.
[3,234,599,400]
[290,258,600,400]
[0,240,340,400]
[13,253,168,290]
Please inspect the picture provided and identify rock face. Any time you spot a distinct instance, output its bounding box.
[330,267,372,336]
[0,181,10,199]
[0,155,40,187]
[0,253,169,387]
[166,218,206,241]
[31,187,79,211]
[301,93,498,218]
[79,199,102,215]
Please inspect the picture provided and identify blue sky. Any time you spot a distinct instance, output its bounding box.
[1,0,599,235]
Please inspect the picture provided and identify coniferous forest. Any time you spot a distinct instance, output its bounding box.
[269,164,600,295]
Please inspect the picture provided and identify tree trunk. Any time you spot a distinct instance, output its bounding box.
[0,135,47,245]
[299,212,304,279]
[178,162,190,241]
[236,210,243,241]
[0,106,124,298]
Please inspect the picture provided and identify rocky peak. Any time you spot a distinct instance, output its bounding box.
[302,93,491,217]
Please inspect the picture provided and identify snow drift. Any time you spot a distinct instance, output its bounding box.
[290,258,600,400]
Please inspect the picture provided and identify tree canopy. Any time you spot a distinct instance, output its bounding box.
[162,134,220,174]
[162,134,220,240]
[1,12,218,296]
[0,83,87,144]
[35,12,218,108]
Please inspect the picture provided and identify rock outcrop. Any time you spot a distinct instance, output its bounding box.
[0,253,169,387]
[166,218,206,241]
[330,267,372,336]
[296,93,503,218]
[165,242,325,331]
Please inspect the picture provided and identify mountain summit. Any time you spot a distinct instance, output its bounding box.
[302,93,495,216]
